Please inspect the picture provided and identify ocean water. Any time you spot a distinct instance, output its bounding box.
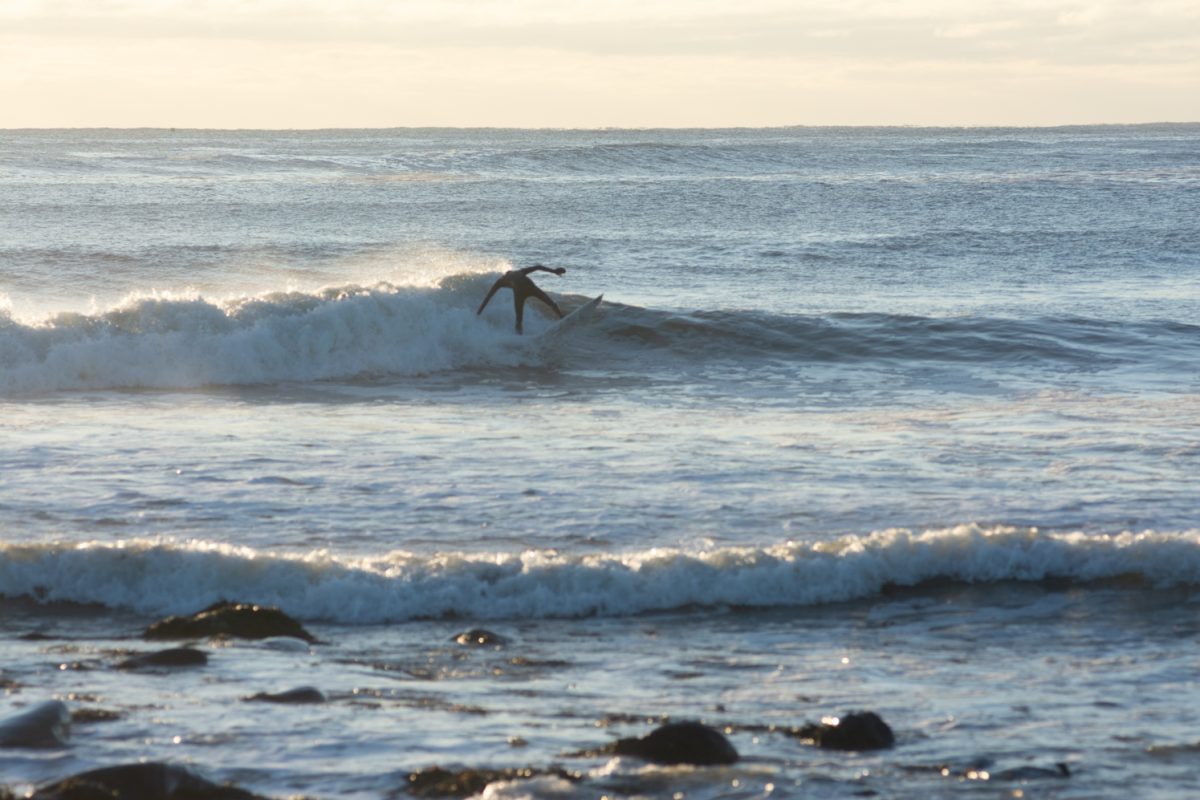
[1,126,1199,798]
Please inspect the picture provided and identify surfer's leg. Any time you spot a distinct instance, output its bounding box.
[512,291,525,334]
[527,284,564,319]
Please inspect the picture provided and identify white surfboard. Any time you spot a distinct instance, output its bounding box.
[537,294,603,342]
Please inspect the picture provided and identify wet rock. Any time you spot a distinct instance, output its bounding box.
[242,686,326,704]
[29,762,268,800]
[143,600,316,643]
[0,700,71,748]
[72,708,122,725]
[992,763,1071,780]
[116,647,207,670]
[452,628,507,647]
[612,721,739,766]
[406,766,577,798]
[794,711,894,750]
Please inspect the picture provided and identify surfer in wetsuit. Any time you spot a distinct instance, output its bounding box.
[476,264,566,334]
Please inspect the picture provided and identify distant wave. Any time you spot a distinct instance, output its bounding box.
[3,274,1195,395]
[2,526,1199,623]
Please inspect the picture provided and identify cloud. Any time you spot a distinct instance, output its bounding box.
[2,0,1197,126]
[3,0,1198,66]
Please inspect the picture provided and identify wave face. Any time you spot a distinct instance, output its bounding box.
[609,307,1200,368]
[2,526,1197,623]
[0,274,540,394]
[3,274,1196,395]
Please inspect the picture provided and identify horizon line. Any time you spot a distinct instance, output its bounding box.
[4,121,1200,134]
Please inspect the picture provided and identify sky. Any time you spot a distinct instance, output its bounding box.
[1,0,1198,128]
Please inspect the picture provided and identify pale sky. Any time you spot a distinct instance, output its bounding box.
[2,0,1198,128]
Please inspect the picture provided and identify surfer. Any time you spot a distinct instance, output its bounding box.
[476,264,566,334]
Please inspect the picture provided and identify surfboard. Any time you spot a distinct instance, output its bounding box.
[536,294,603,342]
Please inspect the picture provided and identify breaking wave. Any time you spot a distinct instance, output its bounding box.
[3,272,1195,395]
[2,526,1198,623]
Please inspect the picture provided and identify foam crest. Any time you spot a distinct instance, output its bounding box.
[2,526,1198,623]
[0,275,534,395]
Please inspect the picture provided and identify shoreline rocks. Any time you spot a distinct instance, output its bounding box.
[28,762,269,800]
[407,766,578,798]
[611,721,739,766]
[452,628,508,647]
[0,700,71,748]
[242,687,327,705]
[116,647,208,671]
[143,601,317,644]
[792,711,895,750]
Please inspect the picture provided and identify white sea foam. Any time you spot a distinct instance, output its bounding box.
[2,526,1197,623]
[0,275,551,395]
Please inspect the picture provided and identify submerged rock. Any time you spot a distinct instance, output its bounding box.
[794,711,894,750]
[30,762,268,800]
[612,721,739,766]
[116,647,207,670]
[242,686,326,704]
[72,708,122,725]
[143,601,317,643]
[452,628,508,647]
[406,766,577,798]
[992,763,1071,780]
[0,700,71,748]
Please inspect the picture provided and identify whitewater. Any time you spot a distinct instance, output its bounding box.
[2,126,1199,799]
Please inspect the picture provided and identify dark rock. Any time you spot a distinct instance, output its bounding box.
[116,647,208,670]
[452,628,507,647]
[992,763,1071,780]
[406,766,577,798]
[0,700,71,748]
[612,721,739,766]
[143,601,316,643]
[72,708,122,725]
[794,711,894,750]
[242,687,326,704]
[29,762,268,800]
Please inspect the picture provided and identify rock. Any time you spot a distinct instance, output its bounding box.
[143,601,316,643]
[795,711,894,750]
[452,628,507,647]
[71,708,122,725]
[116,647,208,670]
[406,766,577,798]
[242,687,326,704]
[992,763,1071,780]
[29,762,268,800]
[0,700,71,748]
[612,721,739,766]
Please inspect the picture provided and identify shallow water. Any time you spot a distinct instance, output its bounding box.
[2,126,1199,798]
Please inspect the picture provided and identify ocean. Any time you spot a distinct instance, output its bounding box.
[1,126,1198,798]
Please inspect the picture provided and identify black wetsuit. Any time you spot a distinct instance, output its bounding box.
[476,265,565,334]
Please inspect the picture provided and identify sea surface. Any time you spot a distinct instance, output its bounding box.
[1,126,1199,798]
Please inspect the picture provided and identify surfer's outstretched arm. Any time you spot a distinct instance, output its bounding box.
[519,264,566,277]
[476,278,506,315]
